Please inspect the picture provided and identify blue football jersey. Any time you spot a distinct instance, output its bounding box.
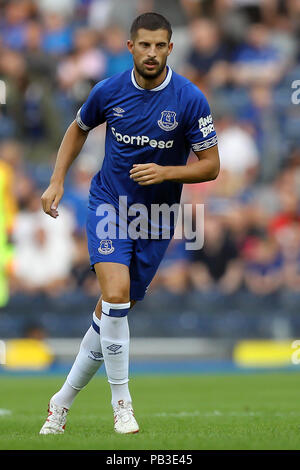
[76,66,217,219]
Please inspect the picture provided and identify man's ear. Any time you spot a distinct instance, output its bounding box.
[127,39,134,54]
[167,42,173,56]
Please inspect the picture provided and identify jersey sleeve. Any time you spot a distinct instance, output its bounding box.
[76,79,108,131]
[183,84,218,153]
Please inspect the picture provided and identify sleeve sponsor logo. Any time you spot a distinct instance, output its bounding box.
[198,114,215,138]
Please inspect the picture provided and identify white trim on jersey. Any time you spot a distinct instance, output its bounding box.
[131,67,173,92]
[191,135,218,152]
[76,107,91,131]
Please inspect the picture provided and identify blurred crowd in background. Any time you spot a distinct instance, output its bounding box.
[1,0,300,309]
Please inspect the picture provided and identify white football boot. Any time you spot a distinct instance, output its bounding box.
[113,400,139,434]
[39,400,69,435]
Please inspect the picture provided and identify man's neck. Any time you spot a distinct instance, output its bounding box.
[133,66,167,90]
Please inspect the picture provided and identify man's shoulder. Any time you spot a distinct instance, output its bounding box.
[91,70,132,96]
[171,70,206,101]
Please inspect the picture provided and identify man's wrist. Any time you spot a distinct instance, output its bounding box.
[163,166,176,182]
[50,175,65,186]
[163,166,183,182]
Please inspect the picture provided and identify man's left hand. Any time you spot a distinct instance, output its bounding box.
[129,163,167,185]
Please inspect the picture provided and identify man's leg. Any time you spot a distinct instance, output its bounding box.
[52,308,104,408]
[94,262,139,433]
[39,306,104,434]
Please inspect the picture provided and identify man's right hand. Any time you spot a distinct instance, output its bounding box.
[41,182,64,218]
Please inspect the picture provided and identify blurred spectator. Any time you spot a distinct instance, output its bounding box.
[0,139,22,203]
[151,237,190,295]
[68,231,99,297]
[152,0,197,27]
[57,27,106,90]
[152,0,197,69]
[183,18,230,89]
[0,48,27,138]
[0,154,16,306]
[253,163,299,220]
[11,189,75,298]
[87,0,153,31]
[103,25,132,77]
[23,322,48,340]
[231,23,285,87]
[63,152,100,232]
[0,140,21,307]
[87,0,115,31]
[189,215,243,295]
[217,115,259,181]
[37,0,77,17]
[281,223,300,292]
[14,173,36,210]
[238,83,282,180]
[24,21,56,85]
[243,235,283,296]
[0,0,34,51]
[41,12,73,56]
[269,188,300,244]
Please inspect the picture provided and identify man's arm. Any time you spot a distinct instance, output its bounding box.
[129,145,220,185]
[41,120,89,218]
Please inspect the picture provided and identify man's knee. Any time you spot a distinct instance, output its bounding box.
[96,297,136,318]
[103,292,130,304]
[95,297,102,318]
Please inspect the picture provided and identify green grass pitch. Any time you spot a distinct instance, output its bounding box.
[1,372,300,450]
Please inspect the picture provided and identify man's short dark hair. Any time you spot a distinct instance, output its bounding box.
[130,12,172,42]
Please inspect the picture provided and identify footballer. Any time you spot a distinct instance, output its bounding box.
[40,12,220,435]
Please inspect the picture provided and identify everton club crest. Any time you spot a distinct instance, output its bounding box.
[158,111,178,131]
[98,239,115,255]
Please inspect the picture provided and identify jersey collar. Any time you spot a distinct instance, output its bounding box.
[131,66,172,92]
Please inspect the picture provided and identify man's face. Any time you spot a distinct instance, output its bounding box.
[127,28,173,79]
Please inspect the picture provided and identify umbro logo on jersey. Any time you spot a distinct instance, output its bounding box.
[113,107,125,117]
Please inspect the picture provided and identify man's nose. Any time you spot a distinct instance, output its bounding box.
[147,45,157,57]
